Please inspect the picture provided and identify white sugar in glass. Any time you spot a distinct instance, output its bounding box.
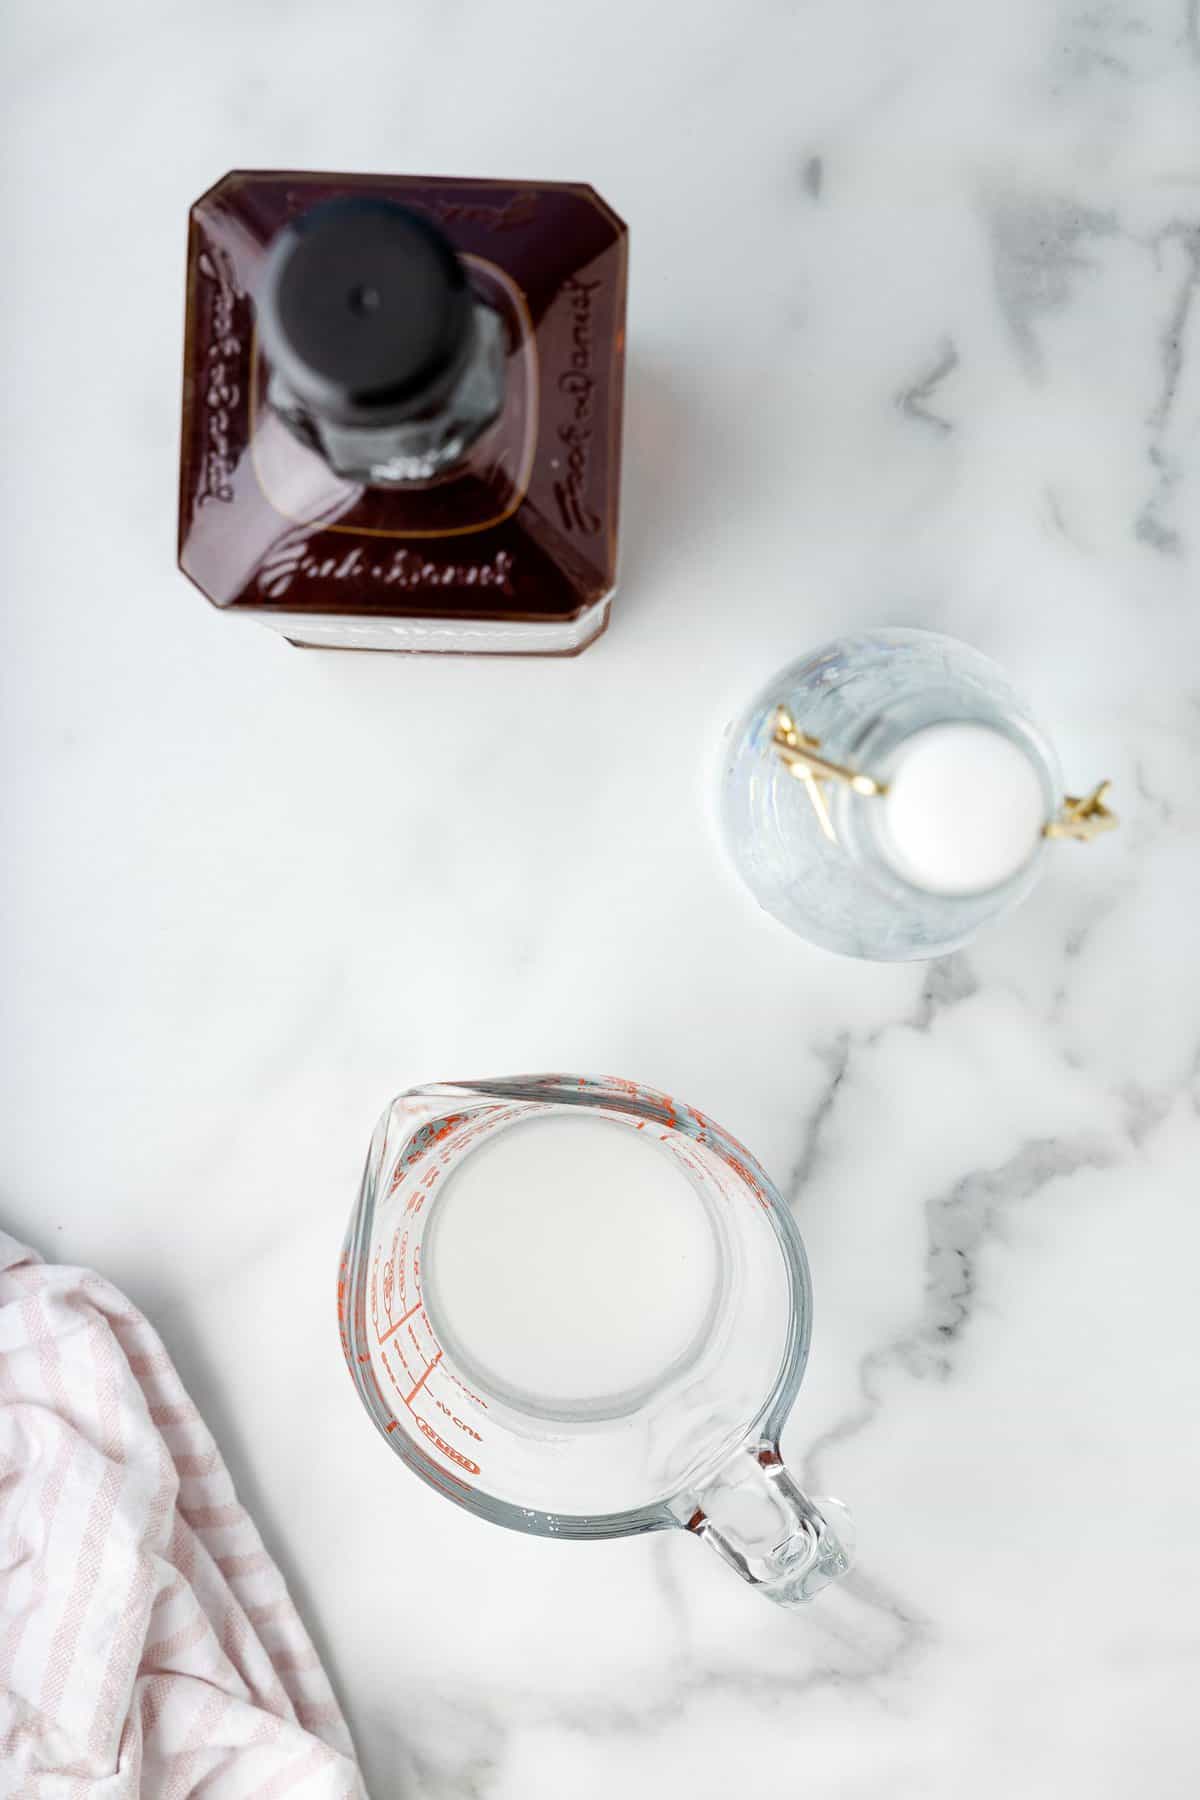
[879,723,1046,896]
[720,628,1070,960]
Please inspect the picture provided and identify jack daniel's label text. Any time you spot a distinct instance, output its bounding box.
[553,277,603,535]
[258,543,516,602]
[196,248,246,506]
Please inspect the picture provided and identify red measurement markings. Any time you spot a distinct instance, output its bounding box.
[382,1302,443,1402]
[671,1144,724,1204]
[396,1232,408,1313]
[435,1396,482,1441]
[723,1149,769,1209]
[347,1320,393,1428]
[405,1349,442,1406]
[343,1253,373,1368]
[382,1341,428,1401]
[380,1345,482,1476]
[664,1125,770,1214]
[336,1257,349,1345]
[377,1298,423,1343]
[413,1418,480,1477]
[388,1112,470,1195]
[449,1106,520,1160]
[445,1368,489,1410]
[391,1339,420,1390]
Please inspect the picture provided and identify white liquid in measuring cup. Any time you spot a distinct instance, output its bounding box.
[422,1112,723,1418]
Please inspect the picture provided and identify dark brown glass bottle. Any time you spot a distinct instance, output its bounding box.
[179,171,628,655]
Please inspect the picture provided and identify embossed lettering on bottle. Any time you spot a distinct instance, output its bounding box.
[554,278,604,536]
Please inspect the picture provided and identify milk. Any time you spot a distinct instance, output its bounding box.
[422,1112,722,1417]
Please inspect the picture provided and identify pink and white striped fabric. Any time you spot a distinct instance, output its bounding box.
[0,1231,366,1796]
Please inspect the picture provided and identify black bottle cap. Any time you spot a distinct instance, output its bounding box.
[256,197,475,428]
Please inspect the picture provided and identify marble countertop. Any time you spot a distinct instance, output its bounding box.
[4,1,1200,1794]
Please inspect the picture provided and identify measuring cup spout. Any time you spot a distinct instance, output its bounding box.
[681,1442,853,1607]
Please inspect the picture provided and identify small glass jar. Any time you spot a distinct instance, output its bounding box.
[719,628,1111,961]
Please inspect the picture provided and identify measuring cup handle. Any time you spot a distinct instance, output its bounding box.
[685,1443,853,1607]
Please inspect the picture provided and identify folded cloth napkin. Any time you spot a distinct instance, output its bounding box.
[0,1231,366,1796]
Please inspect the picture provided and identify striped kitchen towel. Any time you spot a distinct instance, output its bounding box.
[0,1230,366,1796]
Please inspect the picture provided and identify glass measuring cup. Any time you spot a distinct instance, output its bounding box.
[338,1075,852,1606]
